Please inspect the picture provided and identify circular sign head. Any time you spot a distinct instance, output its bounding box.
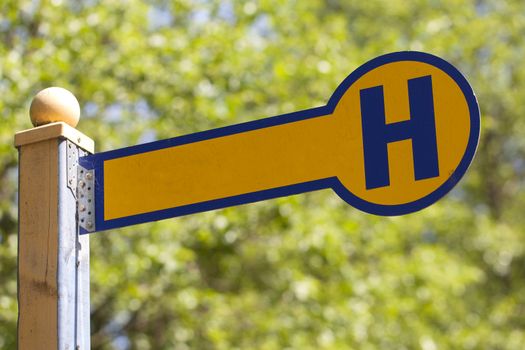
[329,51,480,215]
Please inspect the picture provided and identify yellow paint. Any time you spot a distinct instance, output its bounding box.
[104,60,472,220]
[332,61,470,205]
[104,115,339,220]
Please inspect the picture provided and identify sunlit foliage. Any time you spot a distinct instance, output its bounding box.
[1,1,525,349]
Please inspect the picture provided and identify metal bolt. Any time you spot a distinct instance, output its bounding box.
[86,172,93,181]
[79,180,85,188]
[68,179,73,185]
[87,221,93,229]
[79,204,86,212]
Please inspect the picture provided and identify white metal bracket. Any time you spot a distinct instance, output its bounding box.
[78,165,95,233]
[67,140,96,232]
[66,140,78,197]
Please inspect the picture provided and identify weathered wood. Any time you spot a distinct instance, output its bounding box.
[17,128,93,349]
[18,139,59,349]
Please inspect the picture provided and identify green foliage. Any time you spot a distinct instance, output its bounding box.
[1,0,525,349]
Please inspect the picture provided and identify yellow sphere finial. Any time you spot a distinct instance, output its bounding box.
[29,87,80,128]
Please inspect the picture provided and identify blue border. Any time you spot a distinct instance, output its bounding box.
[79,51,480,233]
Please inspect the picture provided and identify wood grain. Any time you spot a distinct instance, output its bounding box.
[18,139,59,349]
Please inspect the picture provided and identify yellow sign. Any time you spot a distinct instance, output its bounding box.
[79,51,480,233]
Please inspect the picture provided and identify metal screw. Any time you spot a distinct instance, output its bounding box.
[86,172,93,181]
[79,204,86,212]
[87,221,93,229]
[79,180,85,188]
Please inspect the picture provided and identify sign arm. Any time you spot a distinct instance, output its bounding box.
[84,109,342,232]
[79,51,480,233]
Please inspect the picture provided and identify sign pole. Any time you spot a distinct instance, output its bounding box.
[15,88,94,349]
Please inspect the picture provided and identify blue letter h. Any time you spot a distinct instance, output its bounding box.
[359,75,439,190]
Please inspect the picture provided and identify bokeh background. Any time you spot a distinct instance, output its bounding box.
[1,0,525,349]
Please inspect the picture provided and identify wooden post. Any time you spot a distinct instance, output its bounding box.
[15,88,94,349]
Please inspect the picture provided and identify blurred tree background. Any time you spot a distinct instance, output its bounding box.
[1,0,525,349]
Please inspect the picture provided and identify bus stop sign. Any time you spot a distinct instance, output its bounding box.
[79,51,480,233]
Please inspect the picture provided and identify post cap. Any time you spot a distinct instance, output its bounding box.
[29,87,80,128]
